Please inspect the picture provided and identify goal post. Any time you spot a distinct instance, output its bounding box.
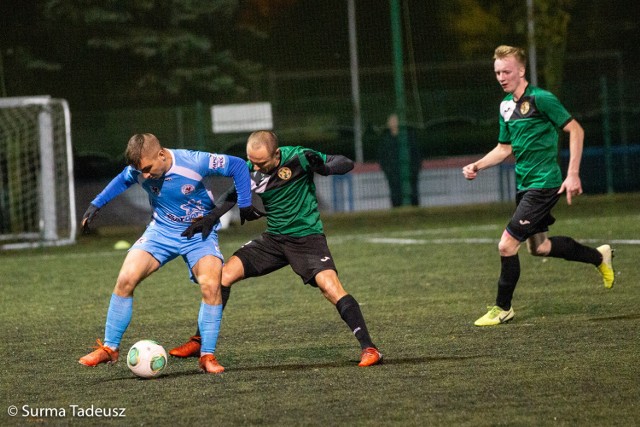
[0,96,77,250]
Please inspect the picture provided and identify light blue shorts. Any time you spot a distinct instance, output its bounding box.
[130,225,224,283]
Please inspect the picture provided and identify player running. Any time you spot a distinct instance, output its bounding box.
[462,45,615,326]
[170,130,383,367]
[78,133,261,373]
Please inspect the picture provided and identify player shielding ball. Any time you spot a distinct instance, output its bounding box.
[171,130,383,367]
[462,45,615,326]
[78,133,260,373]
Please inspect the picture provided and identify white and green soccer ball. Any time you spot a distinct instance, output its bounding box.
[127,340,168,379]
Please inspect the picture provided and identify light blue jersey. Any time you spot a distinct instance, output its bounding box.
[90,149,251,280]
[91,149,251,233]
[88,148,245,355]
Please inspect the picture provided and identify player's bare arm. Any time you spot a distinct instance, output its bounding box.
[557,119,584,205]
[462,143,512,180]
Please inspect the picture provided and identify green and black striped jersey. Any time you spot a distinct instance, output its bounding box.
[248,146,327,237]
[498,85,573,190]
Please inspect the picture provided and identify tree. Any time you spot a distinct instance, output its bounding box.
[534,0,573,93]
[447,0,575,92]
[2,0,268,107]
[448,0,511,58]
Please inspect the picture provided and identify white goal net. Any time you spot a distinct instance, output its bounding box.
[0,97,77,250]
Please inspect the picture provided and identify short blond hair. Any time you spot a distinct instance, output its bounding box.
[494,45,527,67]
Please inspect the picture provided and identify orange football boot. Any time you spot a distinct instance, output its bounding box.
[358,347,383,367]
[79,339,119,366]
[199,354,225,374]
[169,336,201,358]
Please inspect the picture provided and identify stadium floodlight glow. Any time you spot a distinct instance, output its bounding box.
[0,96,77,250]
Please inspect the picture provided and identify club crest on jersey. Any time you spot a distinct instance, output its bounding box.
[519,101,530,115]
[150,186,160,196]
[181,184,195,195]
[277,167,292,180]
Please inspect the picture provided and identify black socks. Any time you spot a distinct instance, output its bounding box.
[221,285,231,309]
[548,236,602,266]
[496,254,520,310]
[336,294,375,349]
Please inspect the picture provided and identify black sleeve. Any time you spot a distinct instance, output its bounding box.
[323,154,355,176]
[210,185,238,217]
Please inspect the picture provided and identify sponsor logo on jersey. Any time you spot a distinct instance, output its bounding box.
[181,184,195,195]
[519,219,531,225]
[320,256,331,262]
[277,167,292,180]
[500,100,516,121]
[168,200,206,223]
[209,154,226,169]
[519,101,530,115]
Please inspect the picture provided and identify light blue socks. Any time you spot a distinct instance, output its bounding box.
[104,294,133,350]
[198,302,223,355]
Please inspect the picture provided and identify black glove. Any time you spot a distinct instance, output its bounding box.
[81,204,100,234]
[239,205,266,225]
[182,213,220,240]
[304,150,328,174]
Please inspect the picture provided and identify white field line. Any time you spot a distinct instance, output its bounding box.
[329,224,500,244]
[8,215,640,261]
[25,234,637,262]
[357,237,640,246]
[329,215,640,246]
[6,250,128,262]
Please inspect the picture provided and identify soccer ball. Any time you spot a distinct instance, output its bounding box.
[126,340,168,379]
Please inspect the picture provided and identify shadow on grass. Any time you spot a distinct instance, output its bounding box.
[588,312,640,321]
[230,354,484,372]
[95,354,486,383]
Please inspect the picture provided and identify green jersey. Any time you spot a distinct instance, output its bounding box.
[248,146,327,237]
[498,85,573,190]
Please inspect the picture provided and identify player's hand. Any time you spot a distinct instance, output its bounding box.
[462,163,478,180]
[81,204,100,234]
[304,151,328,174]
[182,213,219,239]
[558,174,582,205]
[239,205,266,225]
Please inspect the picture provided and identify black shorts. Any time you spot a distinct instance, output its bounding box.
[233,233,337,287]
[506,188,560,242]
